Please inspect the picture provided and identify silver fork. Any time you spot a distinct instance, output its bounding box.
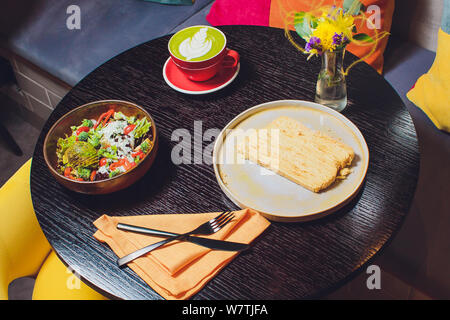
[117,211,234,267]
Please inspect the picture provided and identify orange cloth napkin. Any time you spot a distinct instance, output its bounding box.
[93,209,270,300]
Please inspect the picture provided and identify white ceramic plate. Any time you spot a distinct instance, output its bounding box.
[213,100,369,222]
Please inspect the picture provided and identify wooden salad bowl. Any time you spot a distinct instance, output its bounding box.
[43,100,158,194]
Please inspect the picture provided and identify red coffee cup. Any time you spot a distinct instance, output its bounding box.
[168,26,240,82]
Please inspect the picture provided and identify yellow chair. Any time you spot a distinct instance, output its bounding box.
[0,159,107,300]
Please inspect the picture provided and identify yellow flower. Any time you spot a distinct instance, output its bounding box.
[310,20,339,51]
[309,9,355,52]
[333,10,355,39]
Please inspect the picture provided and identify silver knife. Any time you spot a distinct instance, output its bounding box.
[116,223,250,252]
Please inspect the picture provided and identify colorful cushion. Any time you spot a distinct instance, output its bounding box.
[143,0,194,4]
[406,0,450,133]
[32,251,108,300]
[206,0,271,26]
[206,0,395,74]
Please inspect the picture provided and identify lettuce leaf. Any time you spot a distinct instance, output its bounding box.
[134,117,151,139]
[57,135,77,164]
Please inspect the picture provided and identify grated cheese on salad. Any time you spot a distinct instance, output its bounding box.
[56,108,153,181]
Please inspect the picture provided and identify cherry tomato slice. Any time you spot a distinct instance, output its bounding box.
[123,124,136,135]
[109,162,120,171]
[93,112,107,129]
[93,109,114,129]
[64,167,72,177]
[99,158,108,167]
[132,151,144,158]
[102,109,115,126]
[122,158,134,171]
[109,159,124,171]
[76,126,90,135]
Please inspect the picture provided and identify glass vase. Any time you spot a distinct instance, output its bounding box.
[314,49,347,112]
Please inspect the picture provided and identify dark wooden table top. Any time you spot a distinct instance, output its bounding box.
[30,26,419,300]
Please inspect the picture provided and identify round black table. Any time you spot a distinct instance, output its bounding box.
[30,26,419,300]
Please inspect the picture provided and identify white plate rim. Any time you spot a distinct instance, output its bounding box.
[212,100,370,222]
[162,57,240,95]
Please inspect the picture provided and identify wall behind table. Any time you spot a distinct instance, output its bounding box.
[391,0,443,52]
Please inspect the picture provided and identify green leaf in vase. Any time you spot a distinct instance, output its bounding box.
[294,12,317,40]
[343,0,365,15]
[353,33,374,43]
[293,12,305,24]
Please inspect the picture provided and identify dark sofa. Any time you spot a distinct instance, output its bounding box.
[0,0,214,86]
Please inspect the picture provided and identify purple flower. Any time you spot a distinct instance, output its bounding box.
[332,32,349,47]
[332,32,343,45]
[305,36,323,54]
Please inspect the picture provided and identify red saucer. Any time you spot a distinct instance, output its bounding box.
[163,57,240,94]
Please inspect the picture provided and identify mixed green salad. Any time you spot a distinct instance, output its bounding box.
[56,108,153,181]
